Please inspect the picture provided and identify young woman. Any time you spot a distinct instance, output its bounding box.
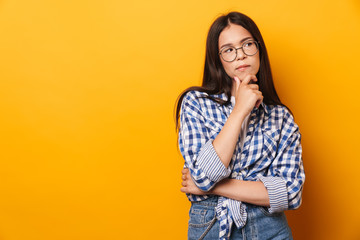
[175,12,305,240]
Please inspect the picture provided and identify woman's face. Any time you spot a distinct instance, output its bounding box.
[218,23,260,81]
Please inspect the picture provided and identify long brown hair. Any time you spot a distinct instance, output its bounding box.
[175,12,290,130]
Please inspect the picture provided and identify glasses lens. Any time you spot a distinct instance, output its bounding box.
[243,41,258,56]
[221,47,236,62]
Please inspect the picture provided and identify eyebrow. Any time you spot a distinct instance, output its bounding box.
[219,37,253,50]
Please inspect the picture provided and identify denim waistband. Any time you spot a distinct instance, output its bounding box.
[190,197,269,210]
[191,196,218,206]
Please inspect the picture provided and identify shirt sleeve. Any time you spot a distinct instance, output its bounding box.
[179,91,231,192]
[259,107,305,213]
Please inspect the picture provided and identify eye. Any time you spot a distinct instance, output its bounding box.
[244,41,254,48]
[223,47,234,53]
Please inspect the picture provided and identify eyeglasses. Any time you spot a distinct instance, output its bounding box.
[219,40,259,62]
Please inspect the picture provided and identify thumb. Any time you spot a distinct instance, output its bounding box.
[234,76,240,91]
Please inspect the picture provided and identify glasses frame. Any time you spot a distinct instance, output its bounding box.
[219,40,260,62]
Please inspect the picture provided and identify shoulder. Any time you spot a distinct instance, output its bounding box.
[182,90,208,104]
[181,90,227,119]
[182,90,225,109]
[180,90,210,118]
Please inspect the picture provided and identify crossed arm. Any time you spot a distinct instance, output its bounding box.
[181,168,270,206]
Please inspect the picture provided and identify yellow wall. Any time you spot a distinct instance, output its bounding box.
[0,0,359,239]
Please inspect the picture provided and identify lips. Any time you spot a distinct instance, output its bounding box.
[236,65,250,71]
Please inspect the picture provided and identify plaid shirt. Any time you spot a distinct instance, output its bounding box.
[179,90,305,239]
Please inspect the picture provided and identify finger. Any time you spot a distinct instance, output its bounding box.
[249,78,258,85]
[253,90,263,96]
[248,84,259,90]
[255,95,263,108]
[255,99,261,108]
[182,168,188,174]
[250,90,262,106]
[181,181,187,187]
[255,98,263,108]
[241,75,257,85]
[182,174,186,180]
[180,187,187,193]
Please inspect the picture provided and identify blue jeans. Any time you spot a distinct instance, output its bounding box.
[188,196,293,240]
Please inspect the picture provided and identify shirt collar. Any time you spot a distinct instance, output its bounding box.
[259,102,268,114]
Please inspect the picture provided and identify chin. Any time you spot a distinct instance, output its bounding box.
[234,72,248,79]
[236,70,257,79]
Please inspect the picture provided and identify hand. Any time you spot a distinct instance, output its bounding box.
[180,168,208,195]
[233,74,263,117]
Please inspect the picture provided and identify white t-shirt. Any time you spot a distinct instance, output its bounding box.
[231,96,251,150]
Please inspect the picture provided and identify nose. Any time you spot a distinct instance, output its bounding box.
[236,48,246,60]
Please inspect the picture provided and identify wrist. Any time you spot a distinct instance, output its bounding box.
[209,178,228,196]
[231,107,247,121]
[208,187,216,195]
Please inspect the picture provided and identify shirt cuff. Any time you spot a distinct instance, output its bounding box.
[258,176,288,213]
[196,140,231,183]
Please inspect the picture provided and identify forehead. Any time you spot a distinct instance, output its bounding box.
[218,24,253,48]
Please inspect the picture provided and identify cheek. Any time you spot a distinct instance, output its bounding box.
[253,62,260,74]
[254,56,260,72]
[221,61,235,77]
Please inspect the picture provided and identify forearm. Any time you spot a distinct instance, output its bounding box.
[210,178,270,207]
[213,110,245,168]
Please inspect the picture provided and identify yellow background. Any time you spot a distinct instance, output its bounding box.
[0,0,359,239]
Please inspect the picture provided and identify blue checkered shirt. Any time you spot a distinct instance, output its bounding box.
[179,90,305,240]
